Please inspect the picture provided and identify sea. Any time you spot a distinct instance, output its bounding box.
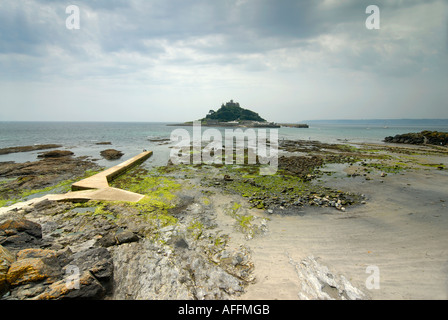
[1,120,447,169]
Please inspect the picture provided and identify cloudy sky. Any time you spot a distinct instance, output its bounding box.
[0,0,447,122]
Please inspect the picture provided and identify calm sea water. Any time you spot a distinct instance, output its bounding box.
[1,121,447,168]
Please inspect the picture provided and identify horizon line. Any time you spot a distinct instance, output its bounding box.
[1,118,448,123]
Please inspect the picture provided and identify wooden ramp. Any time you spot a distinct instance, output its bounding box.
[65,151,153,202]
[0,151,153,215]
[72,151,153,191]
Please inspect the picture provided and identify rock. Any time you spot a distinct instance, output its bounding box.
[0,144,63,156]
[96,234,117,248]
[68,247,113,291]
[278,155,323,179]
[95,142,112,145]
[223,175,233,181]
[0,219,42,251]
[290,255,366,300]
[115,231,139,245]
[0,219,42,239]
[100,149,124,160]
[0,245,15,295]
[112,240,246,300]
[33,199,54,211]
[6,249,61,286]
[37,150,74,158]
[384,131,448,146]
[0,156,103,199]
[34,270,105,300]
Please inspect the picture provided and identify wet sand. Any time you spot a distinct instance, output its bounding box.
[239,164,448,299]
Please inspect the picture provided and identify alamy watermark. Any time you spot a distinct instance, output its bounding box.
[365,5,380,30]
[170,121,278,175]
[65,265,80,290]
[66,5,80,30]
[365,265,380,290]
[65,5,379,31]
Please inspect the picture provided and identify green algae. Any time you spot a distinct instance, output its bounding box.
[110,167,182,230]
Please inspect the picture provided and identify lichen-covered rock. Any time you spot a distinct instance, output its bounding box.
[0,245,15,295]
[34,270,105,300]
[0,219,42,239]
[6,249,61,286]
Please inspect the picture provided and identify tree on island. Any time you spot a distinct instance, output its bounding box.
[202,100,266,122]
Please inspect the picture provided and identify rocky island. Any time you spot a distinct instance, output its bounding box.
[168,100,281,128]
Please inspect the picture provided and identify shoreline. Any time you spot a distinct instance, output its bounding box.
[1,138,447,300]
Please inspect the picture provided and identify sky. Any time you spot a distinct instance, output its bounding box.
[0,0,447,122]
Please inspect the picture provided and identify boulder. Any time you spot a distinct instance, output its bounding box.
[115,231,139,245]
[100,149,124,160]
[66,247,114,295]
[0,219,42,238]
[35,270,105,300]
[0,245,15,295]
[0,144,62,155]
[6,249,61,286]
[0,219,42,250]
[384,131,448,146]
[37,150,74,158]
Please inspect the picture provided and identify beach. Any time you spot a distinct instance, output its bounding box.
[1,130,447,300]
[239,159,448,299]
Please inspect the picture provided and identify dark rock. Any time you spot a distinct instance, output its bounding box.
[6,248,61,286]
[95,142,112,145]
[33,199,54,211]
[100,149,124,160]
[385,131,448,146]
[0,245,15,296]
[278,155,323,178]
[174,238,189,249]
[0,156,103,200]
[96,233,117,248]
[0,218,42,240]
[69,247,113,287]
[37,150,74,158]
[0,144,63,156]
[115,231,139,245]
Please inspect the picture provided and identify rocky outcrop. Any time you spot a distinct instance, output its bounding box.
[37,150,74,158]
[6,248,62,287]
[385,131,448,146]
[288,254,366,300]
[278,155,323,179]
[0,218,42,251]
[100,149,124,160]
[0,145,62,155]
[0,155,102,200]
[0,212,114,300]
[0,245,15,295]
[0,191,254,300]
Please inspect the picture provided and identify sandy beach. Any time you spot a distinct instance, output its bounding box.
[239,165,448,299]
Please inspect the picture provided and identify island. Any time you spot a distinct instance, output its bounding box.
[167,100,281,128]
